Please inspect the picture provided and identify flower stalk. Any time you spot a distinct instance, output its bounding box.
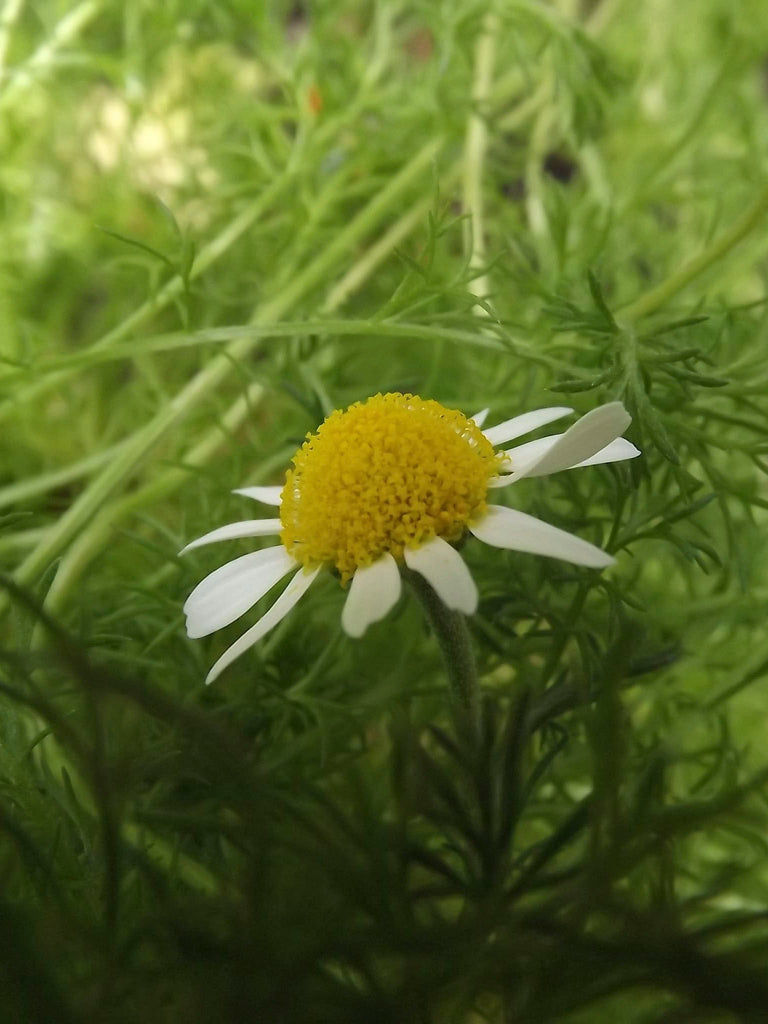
[404,566,481,741]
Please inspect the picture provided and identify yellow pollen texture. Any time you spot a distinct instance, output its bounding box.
[279,393,500,581]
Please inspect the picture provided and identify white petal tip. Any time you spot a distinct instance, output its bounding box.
[403,536,478,615]
[341,620,366,639]
[199,566,318,684]
[233,485,283,506]
[591,553,615,569]
[471,505,616,569]
[184,612,223,639]
[178,537,211,556]
[341,554,401,638]
[178,520,283,556]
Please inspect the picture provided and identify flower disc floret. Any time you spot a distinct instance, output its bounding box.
[279,393,500,581]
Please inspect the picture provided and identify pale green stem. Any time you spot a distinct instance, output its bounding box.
[0,0,25,82]
[119,823,220,896]
[0,440,127,509]
[462,12,499,314]
[496,78,550,134]
[619,183,768,323]
[11,318,505,379]
[0,0,100,108]
[525,87,556,252]
[553,0,579,20]
[0,527,47,555]
[585,0,626,34]
[321,193,441,313]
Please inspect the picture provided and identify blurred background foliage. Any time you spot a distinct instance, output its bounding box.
[2,0,768,1020]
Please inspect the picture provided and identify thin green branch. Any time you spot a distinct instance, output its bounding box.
[5,319,506,379]
[463,11,499,313]
[620,183,768,323]
[0,0,100,108]
[0,440,127,509]
[0,0,25,82]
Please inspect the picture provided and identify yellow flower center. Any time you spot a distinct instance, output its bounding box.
[279,393,500,581]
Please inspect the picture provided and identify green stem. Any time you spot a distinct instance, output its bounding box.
[619,182,768,323]
[405,568,481,740]
[0,439,126,508]
[462,11,499,312]
[0,0,26,82]
[0,0,99,110]
[8,317,505,379]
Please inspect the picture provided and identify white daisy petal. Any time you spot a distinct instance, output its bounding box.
[205,567,319,685]
[233,485,283,505]
[573,436,641,467]
[501,435,559,476]
[491,432,640,487]
[482,406,573,446]
[510,402,631,481]
[179,519,282,555]
[471,408,490,427]
[341,553,402,638]
[404,536,478,614]
[470,505,614,568]
[502,432,641,477]
[184,546,295,638]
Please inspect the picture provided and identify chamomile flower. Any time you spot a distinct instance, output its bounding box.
[182,393,639,684]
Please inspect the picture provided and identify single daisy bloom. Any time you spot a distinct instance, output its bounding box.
[182,393,639,684]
